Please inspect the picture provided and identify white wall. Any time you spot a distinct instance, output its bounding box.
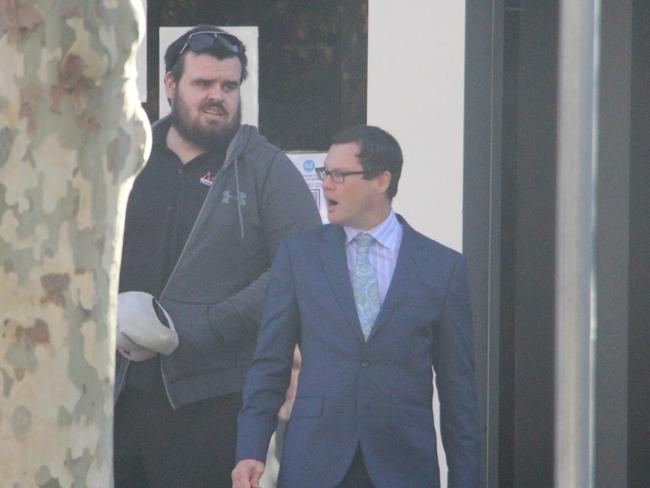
[368,3,467,486]
[367,0,466,252]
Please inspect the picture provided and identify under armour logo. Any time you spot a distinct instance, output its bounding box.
[222,191,247,206]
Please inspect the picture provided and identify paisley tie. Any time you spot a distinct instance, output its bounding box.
[351,233,381,340]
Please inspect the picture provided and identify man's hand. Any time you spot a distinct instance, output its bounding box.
[232,459,265,488]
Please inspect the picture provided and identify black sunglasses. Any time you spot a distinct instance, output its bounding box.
[171,31,241,68]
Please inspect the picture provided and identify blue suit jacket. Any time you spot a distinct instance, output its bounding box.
[237,218,481,487]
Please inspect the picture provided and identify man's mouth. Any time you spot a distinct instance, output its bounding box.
[202,105,227,117]
[326,198,338,210]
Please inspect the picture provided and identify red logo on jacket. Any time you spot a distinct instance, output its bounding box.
[200,171,215,186]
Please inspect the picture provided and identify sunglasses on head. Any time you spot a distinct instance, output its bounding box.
[171,31,241,68]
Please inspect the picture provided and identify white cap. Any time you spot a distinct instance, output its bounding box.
[116,330,157,361]
[117,291,179,361]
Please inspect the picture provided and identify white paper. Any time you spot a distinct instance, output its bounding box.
[287,152,328,224]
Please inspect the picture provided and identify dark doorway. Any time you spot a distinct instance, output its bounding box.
[142,0,368,151]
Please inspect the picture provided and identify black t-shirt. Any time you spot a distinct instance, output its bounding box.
[120,122,226,392]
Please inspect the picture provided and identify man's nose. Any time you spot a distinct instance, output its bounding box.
[207,84,224,100]
[322,174,335,191]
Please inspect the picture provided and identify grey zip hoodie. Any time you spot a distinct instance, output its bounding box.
[115,123,321,409]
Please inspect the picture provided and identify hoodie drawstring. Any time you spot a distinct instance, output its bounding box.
[234,157,245,239]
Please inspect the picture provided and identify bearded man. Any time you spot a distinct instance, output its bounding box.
[113,26,320,488]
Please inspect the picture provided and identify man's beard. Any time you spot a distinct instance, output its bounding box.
[171,93,241,153]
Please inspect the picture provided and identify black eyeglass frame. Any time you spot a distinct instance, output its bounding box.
[315,167,369,184]
[170,31,242,70]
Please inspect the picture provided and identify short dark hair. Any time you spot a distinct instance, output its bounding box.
[164,25,248,82]
[331,125,403,199]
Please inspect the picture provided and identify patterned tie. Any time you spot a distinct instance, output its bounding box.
[352,233,381,340]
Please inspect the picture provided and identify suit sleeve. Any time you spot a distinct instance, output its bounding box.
[207,151,321,344]
[236,240,301,462]
[432,255,482,488]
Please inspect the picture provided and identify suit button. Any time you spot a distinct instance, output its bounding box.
[360,360,370,368]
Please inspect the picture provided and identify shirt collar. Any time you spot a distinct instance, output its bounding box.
[344,211,400,251]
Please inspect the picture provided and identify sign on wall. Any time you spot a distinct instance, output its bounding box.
[287,152,328,223]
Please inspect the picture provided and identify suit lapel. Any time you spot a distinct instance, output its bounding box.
[367,222,420,341]
[319,225,366,342]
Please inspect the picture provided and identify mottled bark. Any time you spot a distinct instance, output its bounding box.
[0,1,150,487]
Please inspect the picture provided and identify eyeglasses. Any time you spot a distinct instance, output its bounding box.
[171,31,241,69]
[315,167,368,184]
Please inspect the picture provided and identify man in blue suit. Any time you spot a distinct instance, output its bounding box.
[232,126,481,488]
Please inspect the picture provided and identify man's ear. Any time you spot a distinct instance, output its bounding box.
[375,170,392,194]
[163,71,177,101]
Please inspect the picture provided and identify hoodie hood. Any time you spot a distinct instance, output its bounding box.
[223,124,260,169]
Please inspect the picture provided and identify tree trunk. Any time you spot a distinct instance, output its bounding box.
[0,1,150,486]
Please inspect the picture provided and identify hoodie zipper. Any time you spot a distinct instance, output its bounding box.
[158,126,251,410]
